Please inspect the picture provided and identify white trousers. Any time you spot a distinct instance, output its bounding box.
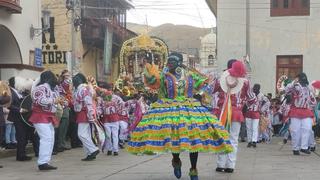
[309,130,316,148]
[217,121,241,169]
[104,122,119,152]
[78,123,99,155]
[34,123,55,165]
[119,120,128,141]
[290,118,312,151]
[246,118,259,143]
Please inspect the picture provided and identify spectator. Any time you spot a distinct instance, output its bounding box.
[4,107,16,149]
[271,98,283,136]
[0,107,5,149]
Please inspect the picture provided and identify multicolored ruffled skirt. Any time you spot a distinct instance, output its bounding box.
[127,98,233,154]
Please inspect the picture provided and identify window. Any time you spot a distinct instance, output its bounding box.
[302,0,309,8]
[276,55,303,91]
[271,0,310,16]
[283,0,289,8]
[208,55,214,66]
[272,0,279,8]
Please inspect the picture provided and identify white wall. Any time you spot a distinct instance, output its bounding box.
[0,0,42,65]
[1,69,41,81]
[216,0,320,94]
[216,0,247,72]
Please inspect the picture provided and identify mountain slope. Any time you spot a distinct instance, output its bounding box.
[127,23,215,56]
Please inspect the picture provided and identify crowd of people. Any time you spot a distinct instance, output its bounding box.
[0,52,319,180]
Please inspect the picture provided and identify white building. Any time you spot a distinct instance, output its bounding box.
[199,29,217,74]
[0,0,43,80]
[206,0,320,95]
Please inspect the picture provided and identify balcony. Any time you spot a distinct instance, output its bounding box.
[0,0,21,14]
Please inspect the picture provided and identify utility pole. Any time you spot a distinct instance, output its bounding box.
[68,0,80,76]
[71,0,76,76]
[246,0,251,79]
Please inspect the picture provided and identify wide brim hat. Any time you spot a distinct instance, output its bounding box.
[220,70,245,94]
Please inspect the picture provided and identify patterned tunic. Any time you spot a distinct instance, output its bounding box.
[73,84,95,123]
[29,83,58,124]
[285,82,316,118]
[209,78,256,122]
[245,93,270,119]
[97,94,122,123]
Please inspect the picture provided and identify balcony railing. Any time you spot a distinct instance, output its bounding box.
[0,0,21,14]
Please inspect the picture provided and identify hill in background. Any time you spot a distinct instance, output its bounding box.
[127,23,215,56]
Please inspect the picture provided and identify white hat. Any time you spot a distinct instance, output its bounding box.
[220,70,245,94]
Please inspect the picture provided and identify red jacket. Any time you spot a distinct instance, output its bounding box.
[211,79,256,122]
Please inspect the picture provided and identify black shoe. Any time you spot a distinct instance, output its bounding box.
[310,147,316,152]
[293,150,300,155]
[91,150,100,158]
[81,155,95,161]
[247,142,252,148]
[17,156,32,161]
[241,139,246,142]
[107,151,112,156]
[300,149,311,154]
[113,152,119,156]
[38,163,57,170]
[224,168,234,173]
[283,139,288,144]
[63,147,71,151]
[215,167,225,172]
[252,142,257,148]
[5,144,16,149]
[56,147,65,153]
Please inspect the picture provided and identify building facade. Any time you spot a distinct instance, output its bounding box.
[0,0,43,80]
[199,29,217,74]
[206,0,319,94]
[42,0,135,82]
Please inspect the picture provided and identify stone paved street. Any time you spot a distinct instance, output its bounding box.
[0,137,320,180]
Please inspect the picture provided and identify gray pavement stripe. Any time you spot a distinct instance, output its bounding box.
[99,155,162,180]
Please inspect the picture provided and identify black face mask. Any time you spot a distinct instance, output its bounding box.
[253,89,260,95]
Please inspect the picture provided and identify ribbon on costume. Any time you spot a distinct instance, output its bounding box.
[90,121,107,152]
[219,91,232,132]
[127,101,144,133]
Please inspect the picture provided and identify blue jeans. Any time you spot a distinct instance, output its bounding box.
[5,123,16,144]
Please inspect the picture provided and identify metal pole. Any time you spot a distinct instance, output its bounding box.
[246,0,250,56]
[71,0,78,76]
[246,0,251,79]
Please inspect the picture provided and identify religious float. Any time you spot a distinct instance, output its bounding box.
[115,34,169,95]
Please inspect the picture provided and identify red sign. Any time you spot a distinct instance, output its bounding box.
[0,0,21,14]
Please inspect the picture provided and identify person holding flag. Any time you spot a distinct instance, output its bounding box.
[209,59,256,173]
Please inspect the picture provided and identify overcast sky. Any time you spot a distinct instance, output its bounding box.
[127,0,216,28]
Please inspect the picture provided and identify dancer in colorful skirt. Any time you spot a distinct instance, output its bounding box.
[127,52,232,180]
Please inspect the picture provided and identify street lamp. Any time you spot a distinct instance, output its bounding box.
[30,9,51,39]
